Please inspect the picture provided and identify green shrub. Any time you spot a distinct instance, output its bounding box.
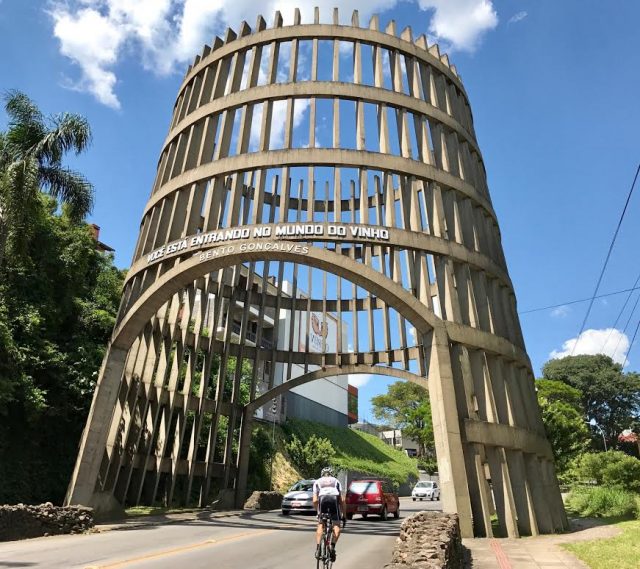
[285,433,336,478]
[565,486,639,518]
[417,456,438,474]
[567,451,640,492]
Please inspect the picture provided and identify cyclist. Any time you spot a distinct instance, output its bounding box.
[313,466,344,562]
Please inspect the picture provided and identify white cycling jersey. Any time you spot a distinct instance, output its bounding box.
[313,476,341,497]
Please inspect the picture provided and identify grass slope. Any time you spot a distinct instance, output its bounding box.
[285,418,419,487]
[562,519,640,569]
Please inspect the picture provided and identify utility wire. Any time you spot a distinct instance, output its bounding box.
[612,290,640,358]
[601,271,640,351]
[622,316,640,369]
[518,285,640,315]
[572,163,640,354]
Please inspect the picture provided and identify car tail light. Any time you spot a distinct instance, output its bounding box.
[372,494,382,503]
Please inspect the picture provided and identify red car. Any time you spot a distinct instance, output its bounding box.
[345,479,400,520]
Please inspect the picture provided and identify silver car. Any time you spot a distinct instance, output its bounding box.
[281,480,316,515]
[412,481,440,501]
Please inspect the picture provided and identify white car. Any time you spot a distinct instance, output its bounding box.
[281,480,316,515]
[412,481,440,501]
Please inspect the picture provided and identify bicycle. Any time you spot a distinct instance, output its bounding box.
[316,513,335,569]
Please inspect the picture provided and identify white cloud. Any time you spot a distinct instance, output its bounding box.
[418,0,498,52]
[249,98,309,150]
[49,0,214,107]
[550,305,570,318]
[52,7,126,108]
[508,11,527,24]
[48,0,500,107]
[348,374,374,388]
[168,0,225,73]
[550,328,631,366]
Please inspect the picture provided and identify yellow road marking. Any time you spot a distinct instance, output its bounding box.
[84,528,274,569]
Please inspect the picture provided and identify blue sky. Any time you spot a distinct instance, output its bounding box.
[2,1,639,421]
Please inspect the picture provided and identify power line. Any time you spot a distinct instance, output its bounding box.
[612,289,640,357]
[622,316,640,369]
[572,163,640,354]
[601,271,640,351]
[519,285,640,315]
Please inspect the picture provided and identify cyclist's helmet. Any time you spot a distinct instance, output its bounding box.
[321,466,334,477]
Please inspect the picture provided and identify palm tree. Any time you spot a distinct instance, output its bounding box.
[0,91,93,263]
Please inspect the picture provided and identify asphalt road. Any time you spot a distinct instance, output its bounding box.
[0,498,442,569]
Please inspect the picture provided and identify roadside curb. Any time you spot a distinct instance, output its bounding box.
[96,509,245,533]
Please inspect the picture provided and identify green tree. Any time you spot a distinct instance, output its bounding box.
[541,355,640,449]
[417,456,438,475]
[184,354,254,466]
[247,425,274,494]
[0,194,125,504]
[0,91,93,261]
[371,381,434,456]
[223,356,253,406]
[536,379,590,473]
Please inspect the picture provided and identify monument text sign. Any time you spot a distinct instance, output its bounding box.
[146,222,390,264]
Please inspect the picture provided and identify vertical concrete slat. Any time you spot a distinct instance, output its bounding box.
[425,328,474,537]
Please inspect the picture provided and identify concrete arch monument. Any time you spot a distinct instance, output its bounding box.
[66,7,566,537]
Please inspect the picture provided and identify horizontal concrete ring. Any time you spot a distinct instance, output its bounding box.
[145,148,497,222]
[164,82,481,161]
[179,24,468,103]
[127,223,512,294]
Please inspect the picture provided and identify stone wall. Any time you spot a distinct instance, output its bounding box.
[243,491,284,511]
[0,503,94,542]
[386,511,463,569]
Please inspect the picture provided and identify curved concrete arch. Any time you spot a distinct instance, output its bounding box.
[113,242,441,351]
[118,239,531,369]
[247,364,429,412]
[163,82,481,160]
[246,365,553,462]
[142,148,496,222]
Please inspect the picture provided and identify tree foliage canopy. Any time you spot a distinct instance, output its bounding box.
[0,91,93,259]
[371,381,434,456]
[536,379,590,473]
[0,195,125,503]
[541,355,640,447]
[0,94,123,505]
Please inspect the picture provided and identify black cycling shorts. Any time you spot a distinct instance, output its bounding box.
[318,495,341,522]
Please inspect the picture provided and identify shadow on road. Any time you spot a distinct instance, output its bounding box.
[108,509,406,538]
